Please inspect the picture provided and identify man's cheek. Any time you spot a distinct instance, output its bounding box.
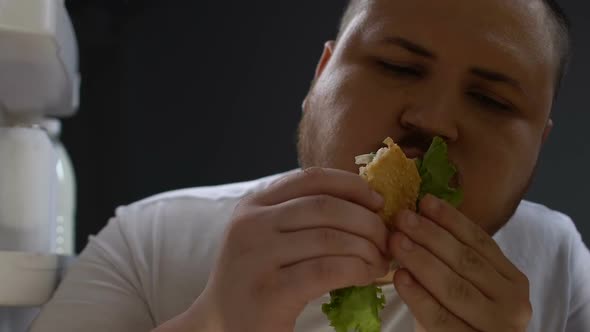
[455,174,506,234]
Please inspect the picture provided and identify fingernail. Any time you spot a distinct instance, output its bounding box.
[423,194,439,211]
[372,190,384,205]
[401,272,414,286]
[404,211,419,228]
[400,235,414,251]
[389,260,400,271]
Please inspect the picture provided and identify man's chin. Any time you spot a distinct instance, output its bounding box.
[489,169,536,236]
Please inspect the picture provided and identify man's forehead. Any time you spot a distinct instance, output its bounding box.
[366,0,547,24]
[364,0,546,12]
[336,0,557,111]
[363,0,549,29]
[348,0,556,67]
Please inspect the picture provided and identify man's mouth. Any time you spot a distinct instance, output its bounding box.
[401,146,426,160]
[400,143,462,190]
[450,173,461,189]
[397,134,433,160]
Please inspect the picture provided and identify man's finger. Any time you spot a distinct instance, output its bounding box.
[277,227,389,272]
[390,232,498,331]
[253,167,383,211]
[275,195,389,254]
[393,269,476,332]
[419,194,523,281]
[279,256,381,303]
[392,209,509,299]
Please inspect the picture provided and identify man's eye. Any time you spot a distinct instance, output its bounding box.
[469,92,512,112]
[378,61,423,77]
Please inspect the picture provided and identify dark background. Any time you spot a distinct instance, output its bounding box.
[62,0,589,253]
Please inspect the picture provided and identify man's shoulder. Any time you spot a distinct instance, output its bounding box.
[80,170,299,321]
[495,200,581,267]
[130,169,297,210]
[499,203,590,330]
[108,169,299,244]
[101,170,298,285]
[506,200,579,240]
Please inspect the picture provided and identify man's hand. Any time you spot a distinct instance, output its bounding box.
[190,168,390,332]
[390,194,532,332]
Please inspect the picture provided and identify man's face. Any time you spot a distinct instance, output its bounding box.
[298,0,557,234]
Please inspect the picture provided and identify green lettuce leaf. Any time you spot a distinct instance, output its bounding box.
[415,136,463,207]
[322,286,385,332]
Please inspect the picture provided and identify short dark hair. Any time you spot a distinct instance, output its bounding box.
[337,0,572,95]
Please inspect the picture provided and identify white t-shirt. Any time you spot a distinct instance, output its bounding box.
[30,170,590,332]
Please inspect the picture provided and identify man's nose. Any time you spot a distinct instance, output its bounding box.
[399,85,460,142]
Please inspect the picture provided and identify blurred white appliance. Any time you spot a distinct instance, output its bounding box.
[0,0,80,330]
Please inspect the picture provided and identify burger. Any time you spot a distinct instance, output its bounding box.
[322,136,463,332]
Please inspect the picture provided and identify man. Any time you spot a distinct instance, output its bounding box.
[31,0,589,331]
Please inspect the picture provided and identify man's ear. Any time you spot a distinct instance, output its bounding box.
[302,41,336,111]
[542,118,553,144]
[314,41,336,80]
